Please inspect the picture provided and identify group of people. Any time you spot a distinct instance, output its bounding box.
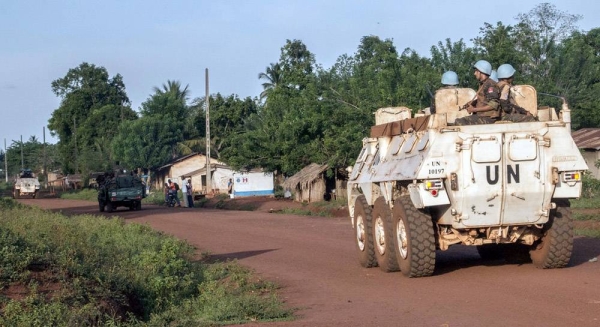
[164,178,194,208]
[438,60,536,125]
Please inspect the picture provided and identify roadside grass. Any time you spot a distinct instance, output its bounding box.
[59,188,97,201]
[0,198,293,326]
[571,196,600,209]
[572,212,600,221]
[0,181,9,192]
[575,230,600,238]
[277,207,331,217]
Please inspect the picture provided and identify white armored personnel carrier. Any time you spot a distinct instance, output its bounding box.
[13,169,41,199]
[347,86,587,277]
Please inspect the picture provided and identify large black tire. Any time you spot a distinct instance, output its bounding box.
[392,195,436,277]
[32,191,38,199]
[372,197,399,272]
[136,201,142,211]
[99,200,105,212]
[106,201,114,213]
[353,195,377,268]
[530,201,573,269]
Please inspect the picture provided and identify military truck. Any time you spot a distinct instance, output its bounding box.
[347,85,587,277]
[13,169,41,199]
[97,172,146,212]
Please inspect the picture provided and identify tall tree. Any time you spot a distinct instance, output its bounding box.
[430,38,477,88]
[111,115,182,175]
[513,3,582,85]
[141,80,190,121]
[258,63,283,101]
[472,22,523,73]
[48,63,135,173]
[551,28,600,129]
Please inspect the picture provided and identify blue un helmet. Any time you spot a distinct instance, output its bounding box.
[473,60,492,75]
[490,70,498,82]
[497,64,516,79]
[441,71,459,86]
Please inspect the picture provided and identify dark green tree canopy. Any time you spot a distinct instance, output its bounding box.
[48,62,135,174]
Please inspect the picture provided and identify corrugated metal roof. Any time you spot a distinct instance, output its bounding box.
[572,128,600,150]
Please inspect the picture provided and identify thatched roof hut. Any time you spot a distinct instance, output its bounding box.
[283,163,329,203]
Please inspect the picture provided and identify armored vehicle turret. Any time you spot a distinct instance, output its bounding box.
[347,86,587,277]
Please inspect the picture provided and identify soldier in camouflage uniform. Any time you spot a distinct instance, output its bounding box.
[455,60,500,126]
[496,63,537,123]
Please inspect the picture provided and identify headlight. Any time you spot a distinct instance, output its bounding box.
[111,192,117,196]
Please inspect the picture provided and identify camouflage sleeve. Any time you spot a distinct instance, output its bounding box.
[483,83,500,109]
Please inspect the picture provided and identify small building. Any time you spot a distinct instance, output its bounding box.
[572,128,600,179]
[232,170,274,197]
[283,163,331,203]
[182,164,235,195]
[153,153,225,193]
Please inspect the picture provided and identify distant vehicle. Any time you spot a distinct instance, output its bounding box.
[347,86,587,277]
[13,169,40,199]
[97,172,146,212]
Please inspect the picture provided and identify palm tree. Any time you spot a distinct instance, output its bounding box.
[153,80,190,103]
[258,63,282,101]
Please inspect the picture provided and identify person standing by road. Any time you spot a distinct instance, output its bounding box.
[186,178,194,207]
[164,181,170,204]
[227,178,233,196]
[181,177,189,208]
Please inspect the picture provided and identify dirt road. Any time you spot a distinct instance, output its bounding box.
[20,198,600,327]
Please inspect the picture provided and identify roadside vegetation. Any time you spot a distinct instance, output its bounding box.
[571,174,600,238]
[0,198,293,326]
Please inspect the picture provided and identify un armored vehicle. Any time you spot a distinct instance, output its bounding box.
[347,85,587,277]
[13,169,41,199]
[97,172,146,212]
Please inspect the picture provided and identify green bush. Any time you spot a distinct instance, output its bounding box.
[59,188,98,201]
[581,173,600,199]
[0,200,293,326]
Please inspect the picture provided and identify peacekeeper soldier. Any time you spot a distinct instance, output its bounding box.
[496,63,537,123]
[455,60,500,125]
[440,70,459,88]
[428,71,460,114]
[490,69,499,82]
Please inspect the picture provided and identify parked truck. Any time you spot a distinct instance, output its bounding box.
[13,169,40,199]
[347,85,587,277]
[97,172,146,212]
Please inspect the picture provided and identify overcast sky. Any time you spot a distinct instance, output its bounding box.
[1,0,599,146]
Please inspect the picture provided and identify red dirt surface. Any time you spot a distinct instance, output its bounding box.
[18,198,600,327]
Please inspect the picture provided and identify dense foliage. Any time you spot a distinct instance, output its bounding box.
[8,3,596,181]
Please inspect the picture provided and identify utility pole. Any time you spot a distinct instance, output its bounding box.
[43,127,47,187]
[74,117,78,173]
[20,135,23,170]
[4,138,7,183]
[205,68,212,194]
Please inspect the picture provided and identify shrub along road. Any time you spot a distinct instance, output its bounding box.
[20,198,600,327]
